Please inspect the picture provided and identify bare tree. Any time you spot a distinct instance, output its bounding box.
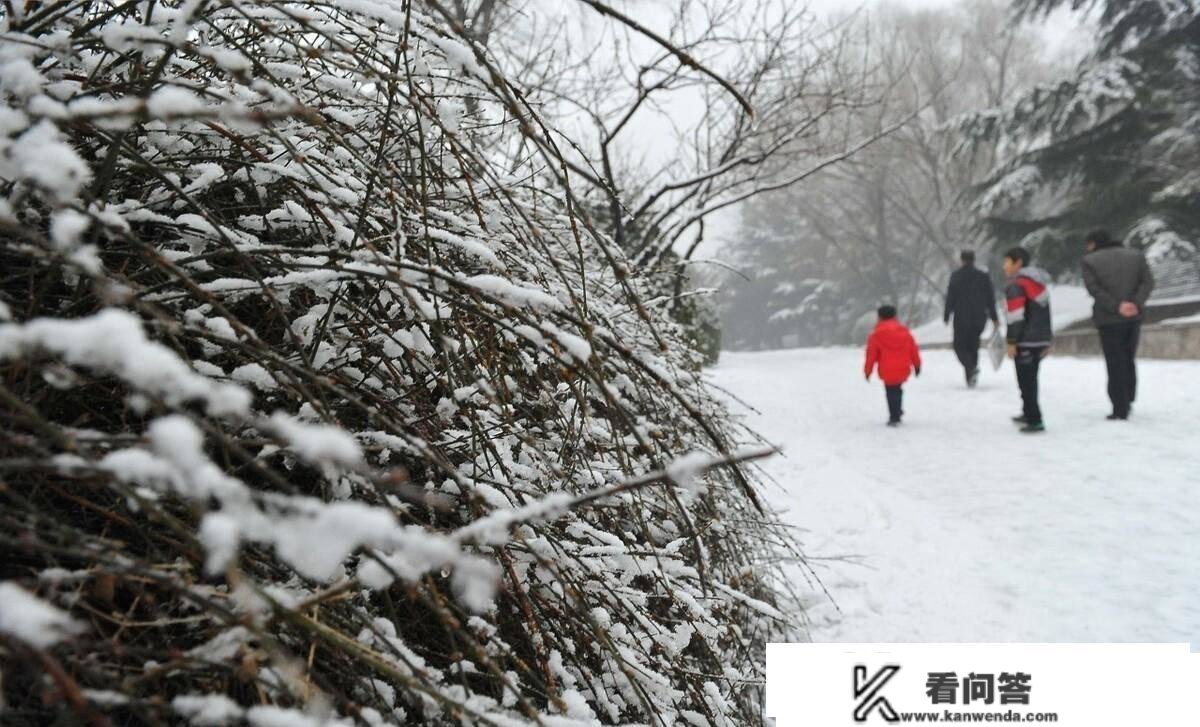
[719,0,1064,349]
[455,1,901,288]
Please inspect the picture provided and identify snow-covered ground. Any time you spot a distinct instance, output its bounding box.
[710,347,1200,647]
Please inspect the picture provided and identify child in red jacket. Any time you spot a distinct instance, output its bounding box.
[864,305,922,426]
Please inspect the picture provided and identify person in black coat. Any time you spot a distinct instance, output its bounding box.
[944,250,999,387]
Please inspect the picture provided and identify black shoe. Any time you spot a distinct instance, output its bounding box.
[1019,421,1045,433]
[1011,415,1029,424]
[1106,413,1128,421]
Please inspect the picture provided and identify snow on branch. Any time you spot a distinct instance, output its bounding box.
[0,1,806,724]
[0,582,84,649]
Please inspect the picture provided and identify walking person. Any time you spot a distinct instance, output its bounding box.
[864,305,922,427]
[1003,248,1052,433]
[1081,230,1155,420]
[944,250,999,388]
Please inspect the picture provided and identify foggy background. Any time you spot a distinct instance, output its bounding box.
[466,0,1193,358]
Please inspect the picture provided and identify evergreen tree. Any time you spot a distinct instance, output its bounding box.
[965,1,1200,274]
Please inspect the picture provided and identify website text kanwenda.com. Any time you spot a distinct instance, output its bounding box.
[895,710,1059,722]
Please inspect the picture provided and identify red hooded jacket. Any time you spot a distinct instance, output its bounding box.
[864,318,922,386]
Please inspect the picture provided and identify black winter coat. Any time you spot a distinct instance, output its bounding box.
[944,265,998,330]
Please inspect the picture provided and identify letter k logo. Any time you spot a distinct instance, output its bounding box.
[854,665,900,722]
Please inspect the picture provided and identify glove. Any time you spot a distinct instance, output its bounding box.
[864,373,871,382]
[914,367,921,377]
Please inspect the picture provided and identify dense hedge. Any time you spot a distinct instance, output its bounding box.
[0,3,807,725]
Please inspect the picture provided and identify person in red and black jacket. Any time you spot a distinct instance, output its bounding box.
[1002,247,1052,433]
[864,305,922,427]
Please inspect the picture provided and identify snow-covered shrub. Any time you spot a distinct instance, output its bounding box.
[0,2,803,724]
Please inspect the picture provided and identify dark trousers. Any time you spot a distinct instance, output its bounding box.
[885,385,903,422]
[952,322,985,377]
[1098,321,1140,417]
[1015,347,1043,423]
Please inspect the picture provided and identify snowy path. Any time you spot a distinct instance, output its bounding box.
[709,348,1200,646]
